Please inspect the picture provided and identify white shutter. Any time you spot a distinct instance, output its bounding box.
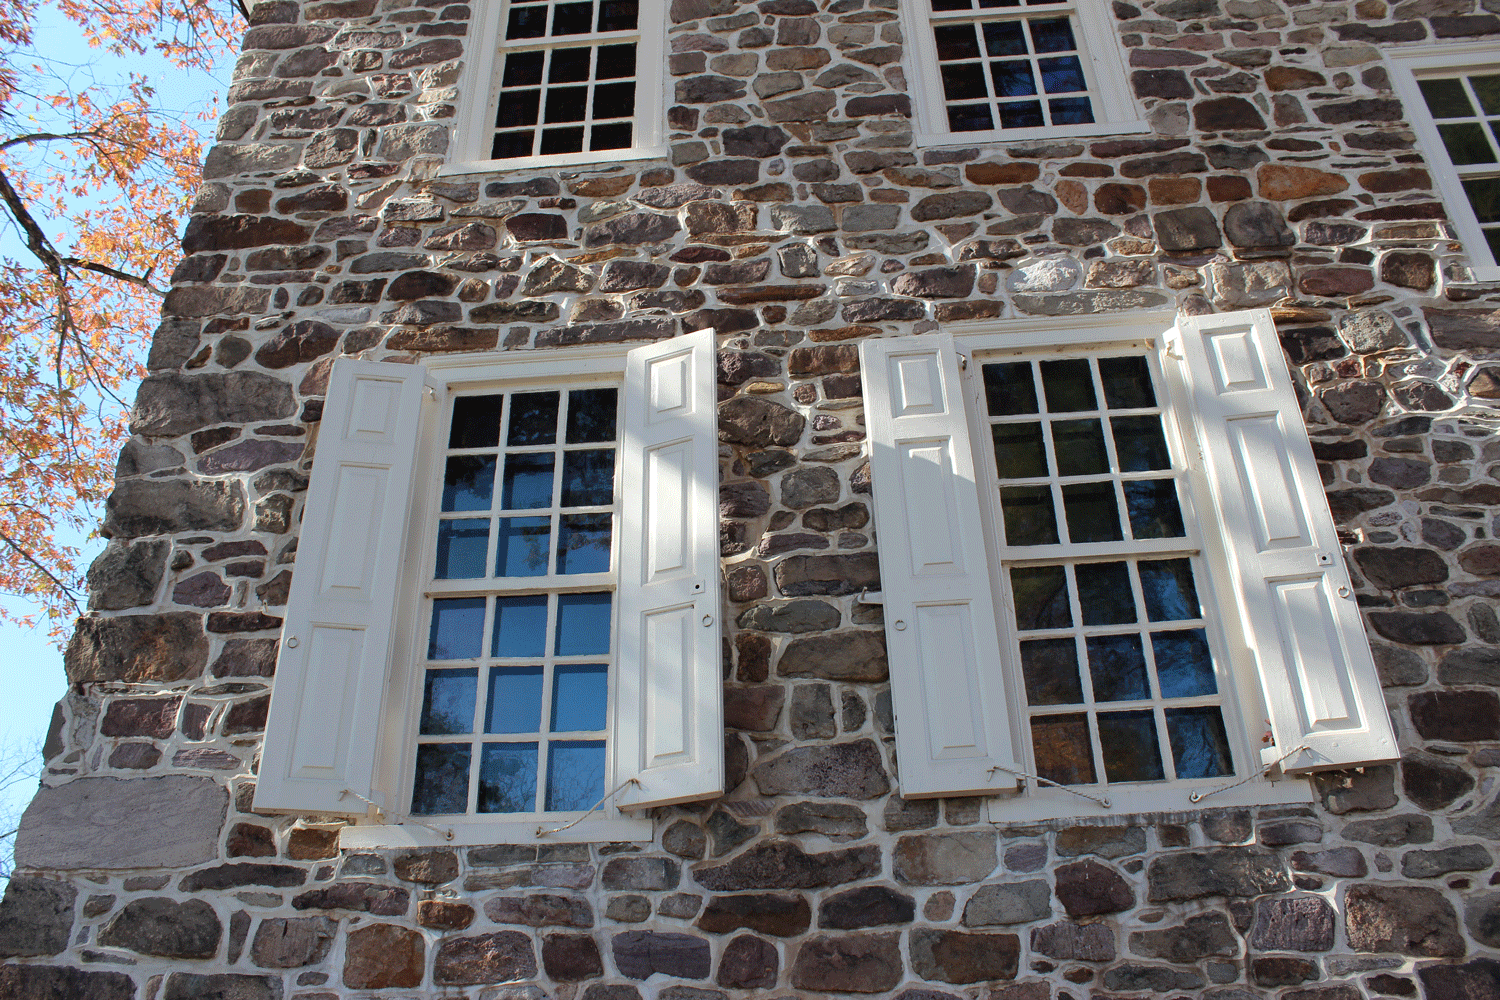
[860,333,1023,797]
[256,360,429,814]
[1175,309,1399,773]
[613,328,723,809]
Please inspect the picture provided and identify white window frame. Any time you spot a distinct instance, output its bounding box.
[900,0,1148,148]
[860,310,1398,823]
[258,333,723,847]
[442,0,668,176]
[1388,41,1500,281]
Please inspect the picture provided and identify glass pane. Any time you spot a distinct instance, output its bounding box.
[1039,55,1084,93]
[486,666,545,733]
[547,740,606,811]
[478,743,539,813]
[1040,359,1096,411]
[541,126,585,155]
[1419,77,1473,118]
[1086,634,1149,701]
[1098,356,1155,408]
[1029,15,1076,52]
[545,86,589,123]
[429,597,485,660]
[1098,711,1165,782]
[932,0,971,8]
[1140,558,1200,622]
[493,594,549,657]
[564,389,618,446]
[948,103,995,132]
[502,50,545,88]
[1486,225,1500,262]
[990,60,1037,98]
[1031,714,1095,785]
[594,85,635,118]
[934,23,981,60]
[1124,479,1185,539]
[999,100,1045,129]
[942,63,990,101]
[1166,706,1233,779]
[1020,637,1083,705]
[1001,485,1059,545]
[1076,561,1135,625]
[508,391,560,445]
[411,744,471,814]
[1110,416,1170,472]
[981,19,1027,55]
[507,4,547,37]
[496,516,551,576]
[450,395,503,449]
[552,663,609,732]
[562,449,615,506]
[597,0,637,30]
[558,513,612,574]
[983,362,1039,415]
[436,519,489,579]
[1061,482,1122,543]
[1474,74,1500,115]
[493,130,536,159]
[1437,122,1494,165]
[552,2,593,34]
[1152,628,1217,698]
[591,121,632,150]
[421,668,478,734]
[1462,177,1500,224]
[1050,96,1093,124]
[992,422,1047,479]
[556,592,611,655]
[595,44,635,80]
[502,453,555,509]
[1053,419,1108,476]
[497,89,541,128]
[1010,565,1072,630]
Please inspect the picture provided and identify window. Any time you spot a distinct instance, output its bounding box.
[444,0,666,172]
[903,0,1145,145]
[256,332,722,845]
[1389,43,1500,280]
[860,310,1398,821]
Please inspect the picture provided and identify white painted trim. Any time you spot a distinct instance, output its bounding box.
[341,816,654,848]
[1386,41,1500,280]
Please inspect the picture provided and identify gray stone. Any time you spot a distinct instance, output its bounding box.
[962,880,1051,926]
[719,396,805,446]
[774,801,868,840]
[893,832,998,885]
[693,840,880,891]
[104,479,246,539]
[789,683,836,739]
[753,738,890,798]
[1418,959,1500,1000]
[664,820,707,860]
[1401,843,1491,878]
[434,931,537,986]
[1030,920,1115,961]
[603,857,681,891]
[737,600,839,633]
[87,540,169,610]
[1250,896,1336,952]
[485,894,594,928]
[1439,647,1500,685]
[1339,310,1406,352]
[1466,892,1500,948]
[376,123,448,159]
[819,886,914,929]
[1006,257,1081,292]
[1054,825,1146,859]
[612,931,711,980]
[908,928,1020,984]
[1154,206,1222,250]
[162,974,281,1000]
[697,893,811,936]
[1223,201,1294,248]
[131,371,296,437]
[0,877,76,957]
[1290,847,1368,878]
[99,897,222,958]
[781,466,840,508]
[1402,753,1475,809]
[1207,259,1291,307]
[1055,859,1134,916]
[1103,964,1204,992]
[777,629,886,680]
[250,916,335,968]
[1346,884,1464,956]
[16,775,227,869]
[0,966,135,1000]
[1130,911,1238,960]
[1342,813,1434,846]
[1146,848,1290,901]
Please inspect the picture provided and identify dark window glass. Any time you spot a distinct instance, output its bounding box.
[552,1,593,34]
[596,43,636,78]
[567,388,619,443]
[502,50,545,86]
[550,47,592,82]
[450,395,503,448]
[935,23,982,60]
[982,20,1027,55]
[545,86,590,123]
[593,81,636,118]
[1039,54,1084,93]
[1419,77,1473,118]
[598,0,638,30]
[541,126,586,154]
[983,361,1039,415]
[507,4,547,37]
[942,63,990,101]
[1049,95,1094,124]
[991,60,1037,98]
[493,130,536,159]
[1028,15,1076,52]
[496,89,541,128]
[948,103,995,131]
[1021,637,1083,705]
[509,392,560,445]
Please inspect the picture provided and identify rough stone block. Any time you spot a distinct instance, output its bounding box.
[16,775,226,870]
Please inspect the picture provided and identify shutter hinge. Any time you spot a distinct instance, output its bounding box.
[1163,335,1184,360]
[956,352,969,370]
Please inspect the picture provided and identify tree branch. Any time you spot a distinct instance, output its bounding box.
[0,529,82,616]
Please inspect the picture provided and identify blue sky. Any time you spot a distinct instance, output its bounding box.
[0,6,230,835]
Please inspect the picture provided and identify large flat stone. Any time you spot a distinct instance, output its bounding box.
[65,612,209,684]
[0,876,76,956]
[16,775,227,869]
[0,966,135,1000]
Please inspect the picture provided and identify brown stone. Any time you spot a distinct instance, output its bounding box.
[344,923,425,988]
[66,612,208,684]
[909,928,1020,983]
[1258,164,1350,200]
[543,933,604,981]
[893,832,998,886]
[251,916,335,968]
[693,840,880,891]
[419,900,476,930]
[435,931,539,985]
[791,933,902,992]
[1409,691,1500,741]
[1054,860,1134,916]
[698,893,811,936]
[612,931,710,980]
[717,934,778,988]
[1346,884,1464,956]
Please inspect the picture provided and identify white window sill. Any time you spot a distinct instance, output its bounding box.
[439,146,669,178]
[983,773,1314,826]
[914,119,1153,150]
[341,815,656,848]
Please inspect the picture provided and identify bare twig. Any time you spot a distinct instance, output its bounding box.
[0,529,82,615]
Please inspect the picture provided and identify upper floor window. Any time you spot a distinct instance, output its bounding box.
[903,0,1146,145]
[445,0,667,173]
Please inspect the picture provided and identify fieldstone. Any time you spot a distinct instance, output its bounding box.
[0,966,135,1000]
[1425,308,1500,351]
[962,880,1051,926]
[161,974,280,1000]
[0,877,76,957]
[911,191,992,221]
[719,396,805,446]
[1402,754,1476,809]
[1418,958,1500,1000]
[1259,163,1350,200]
[737,600,839,633]
[1102,964,1204,992]
[789,683,835,739]
[101,696,180,738]
[293,883,410,915]
[394,849,459,884]
[604,857,680,891]
[485,893,594,928]
[1346,884,1463,956]
[1467,893,1500,947]
[585,212,680,246]
[1251,957,1320,987]
[88,540,169,610]
[344,923,425,988]
[909,928,1020,983]
[251,916,335,967]
[132,371,296,437]
[1258,820,1323,846]
[613,931,711,980]
[774,556,881,599]
[791,933,903,992]
[16,775,226,869]
[893,832,998,886]
[820,886,916,929]
[99,897,221,958]
[1223,201,1294,248]
[891,265,975,298]
[664,820,707,860]
[1290,847,1368,878]
[1339,311,1406,352]
[1354,547,1448,589]
[607,897,651,922]
[1409,690,1500,741]
[753,739,890,798]
[1146,848,1290,901]
[543,933,604,981]
[1401,844,1491,878]
[212,638,278,678]
[103,478,246,539]
[179,864,305,891]
[781,466,840,508]
[1153,206,1221,251]
[1006,257,1082,292]
[1341,814,1433,846]
[774,801,868,840]
[693,840,880,891]
[1055,825,1146,859]
[434,931,538,985]
[1367,611,1465,645]
[1129,911,1238,960]
[717,934,777,988]
[699,894,810,936]
[1030,920,1115,961]
[1055,860,1134,916]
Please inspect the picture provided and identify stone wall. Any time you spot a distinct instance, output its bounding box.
[3,0,1500,996]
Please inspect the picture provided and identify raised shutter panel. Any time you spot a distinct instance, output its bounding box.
[1176,309,1399,773]
[613,328,723,809]
[860,334,1022,797]
[256,360,428,814]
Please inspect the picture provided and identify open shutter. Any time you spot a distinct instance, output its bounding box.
[613,328,723,809]
[256,360,428,814]
[1176,309,1399,773]
[860,333,1022,797]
